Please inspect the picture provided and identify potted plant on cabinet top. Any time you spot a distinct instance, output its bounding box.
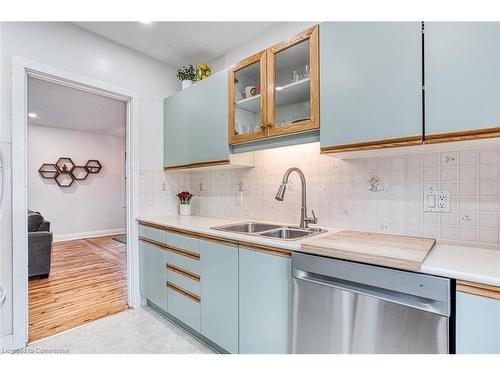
[177,191,194,216]
[177,65,196,89]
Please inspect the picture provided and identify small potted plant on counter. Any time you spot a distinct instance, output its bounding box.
[177,190,194,216]
[176,64,196,89]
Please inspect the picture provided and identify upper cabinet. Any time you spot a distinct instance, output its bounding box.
[424,22,500,143]
[164,69,254,171]
[320,22,423,153]
[228,50,268,144]
[229,25,320,145]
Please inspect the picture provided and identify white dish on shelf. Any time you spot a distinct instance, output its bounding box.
[235,94,260,113]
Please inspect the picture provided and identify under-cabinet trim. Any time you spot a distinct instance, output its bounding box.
[424,126,500,144]
[166,281,201,303]
[166,263,200,281]
[138,220,292,257]
[457,280,500,300]
[320,135,423,154]
[164,159,230,171]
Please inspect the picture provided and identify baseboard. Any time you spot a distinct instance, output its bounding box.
[53,228,126,242]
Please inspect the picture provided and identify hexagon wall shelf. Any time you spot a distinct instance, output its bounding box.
[39,158,102,188]
[85,160,102,174]
[56,157,75,173]
[55,173,74,187]
[38,164,59,179]
[71,166,89,181]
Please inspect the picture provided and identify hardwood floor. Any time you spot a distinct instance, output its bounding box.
[28,235,128,342]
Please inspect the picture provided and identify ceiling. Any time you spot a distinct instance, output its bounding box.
[28,77,127,137]
[75,22,278,67]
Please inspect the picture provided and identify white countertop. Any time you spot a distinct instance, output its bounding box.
[422,243,500,287]
[137,214,500,287]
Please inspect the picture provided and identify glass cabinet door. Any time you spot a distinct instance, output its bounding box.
[228,50,267,144]
[267,25,319,136]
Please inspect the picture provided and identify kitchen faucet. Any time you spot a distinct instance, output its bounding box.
[275,167,318,229]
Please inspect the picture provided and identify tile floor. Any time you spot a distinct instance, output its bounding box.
[26,306,214,354]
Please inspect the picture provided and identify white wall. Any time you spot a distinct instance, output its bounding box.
[28,125,126,241]
[0,21,180,340]
[211,22,317,69]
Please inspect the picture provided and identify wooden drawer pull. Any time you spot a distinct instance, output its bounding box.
[165,244,200,260]
[457,280,500,300]
[166,281,201,303]
[139,236,199,260]
[166,263,200,281]
[139,236,167,249]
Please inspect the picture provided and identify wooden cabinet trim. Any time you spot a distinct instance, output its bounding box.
[164,159,230,171]
[228,50,268,145]
[424,127,500,144]
[267,25,320,136]
[320,135,423,154]
[166,263,200,281]
[239,241,292,258]
[165,244,200,260]
[457,280,500,300]
[138,221,292,257]
[139,236,200,260]
[166,281,201,303]
[139,236,168,250]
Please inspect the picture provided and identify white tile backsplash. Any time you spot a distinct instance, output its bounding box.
[143,142,500,247]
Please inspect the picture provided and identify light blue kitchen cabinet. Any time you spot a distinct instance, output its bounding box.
[167,286,201,332]
[320,22,423,151]
[189,70,230,165]
[200,239,239,353]
[139,224,167,244]
[139,240,167,311]
[425,22,500,139]
[239,247,292,354]
[164,88,191,168]
[456,291,500,354]
[164,70,232,169]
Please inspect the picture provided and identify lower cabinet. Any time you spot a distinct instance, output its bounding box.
[456,291,500,354]
[238,247,292,354]
[167,283,201,332]
[138,224,292,354]
[139,240,167,312]
[200,240,239,353]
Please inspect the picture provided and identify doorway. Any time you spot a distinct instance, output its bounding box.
[11,57,141,349]
[26,77,128,342]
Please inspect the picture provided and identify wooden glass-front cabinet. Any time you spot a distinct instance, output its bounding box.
[229,25,319,145]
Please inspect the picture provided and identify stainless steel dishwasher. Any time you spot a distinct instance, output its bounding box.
[292,252,453,354]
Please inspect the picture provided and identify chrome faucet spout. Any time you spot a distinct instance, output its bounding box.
[275,167,318,229]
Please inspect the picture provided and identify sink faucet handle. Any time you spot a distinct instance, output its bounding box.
[311,209,317,221]
[305,209,318,226]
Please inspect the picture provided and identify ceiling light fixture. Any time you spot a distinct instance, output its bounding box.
[140,21,153,24]
[28,112,38,118]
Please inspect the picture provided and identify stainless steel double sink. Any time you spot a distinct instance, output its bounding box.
[211,222,326,240]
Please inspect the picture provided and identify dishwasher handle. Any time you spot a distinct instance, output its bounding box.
[294,270,450,317]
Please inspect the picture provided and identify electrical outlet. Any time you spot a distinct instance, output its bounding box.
[424,189,450,212]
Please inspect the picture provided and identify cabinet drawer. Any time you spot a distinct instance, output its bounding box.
[166,248,200,275]
[167,282,201,332]
[139,224,167,244]
[166,264,200,296]
[167,231,199,253]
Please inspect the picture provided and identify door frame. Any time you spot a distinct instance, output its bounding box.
[11,56,141,349]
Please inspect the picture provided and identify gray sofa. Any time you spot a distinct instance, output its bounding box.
[28,210,53,279]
